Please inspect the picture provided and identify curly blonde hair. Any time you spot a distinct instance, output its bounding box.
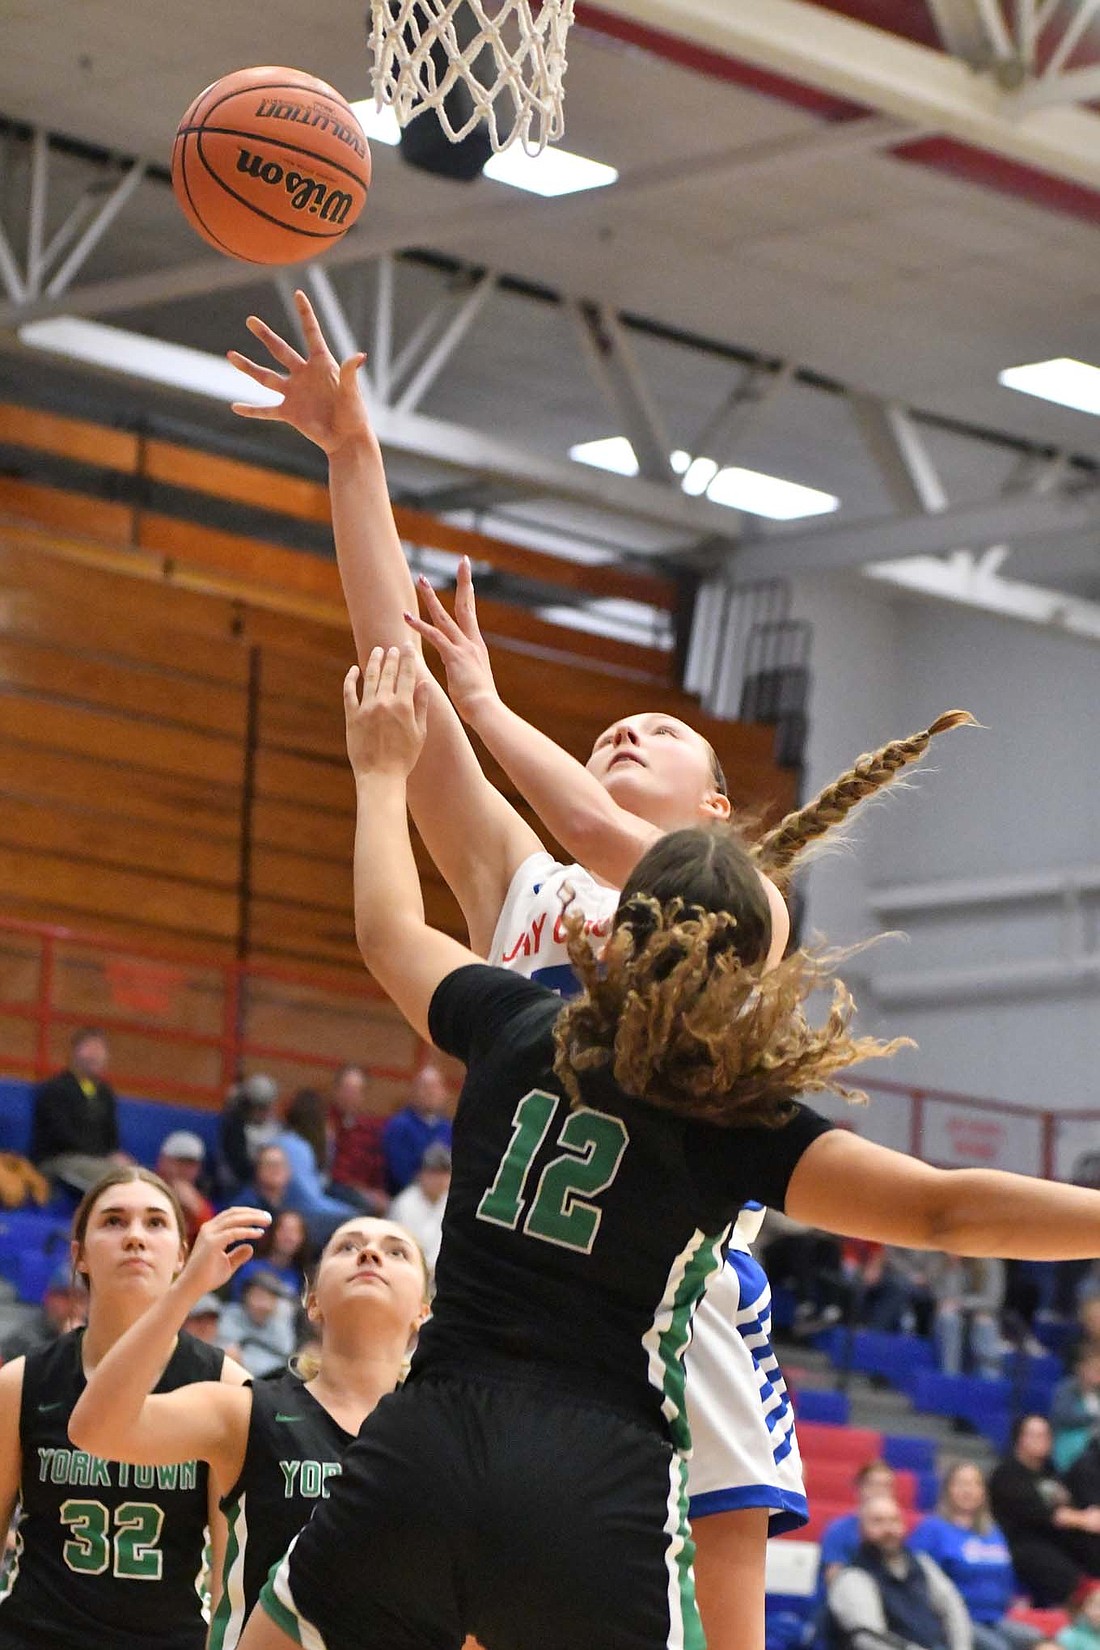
[552,825,911,1127]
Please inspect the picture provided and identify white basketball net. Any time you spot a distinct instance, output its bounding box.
[369,0,575,154]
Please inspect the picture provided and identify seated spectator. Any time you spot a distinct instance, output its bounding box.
[828,1492,971,1650]
[232,1209,311,1302]
[821,1462,901,1586]
[215,1267,296,1378]
[989,1416,1100,1607]
[239,1144,294,1219]
[277,1088,369,1243]
[382,1064,452,1197]
[30,1027,128,1194]
[1058,1584,1100,1650]
[217,1072,279,1196]
[1053,1350,1100,1473]
[1065,1302,1100,1371]
[388,1143,451,1281]
[912,1460,1044,1650]
[931,1256,1006,1379]
[154,1130,214,1246]
[183,1293,222,1344]
[0,1266,82,1361]
[329,1064,388,1213]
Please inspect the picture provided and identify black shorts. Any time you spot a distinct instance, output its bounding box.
[258,1373,703,1650]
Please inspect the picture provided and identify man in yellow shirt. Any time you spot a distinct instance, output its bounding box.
[30,1027,128,1193]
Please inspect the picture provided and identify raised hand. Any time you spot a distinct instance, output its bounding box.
[227,288,372,455]
[344,645,430,780]
[179,1206,270,1298]
[404,556,499,723]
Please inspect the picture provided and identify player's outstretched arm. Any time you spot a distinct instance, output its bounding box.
[228,292,541,956]
[68,1207,268,1487]
[408,557,662,886]
[0,1360,24,1534]
[345,647,480,1042]
[787,1129,1100,1258]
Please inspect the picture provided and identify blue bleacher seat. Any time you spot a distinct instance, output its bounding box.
[794,1388,850,1425]
[116,1097,220,1169]
[765,1597,816,1650]
[882,1435,936,1472]
[0,1081,33,1156]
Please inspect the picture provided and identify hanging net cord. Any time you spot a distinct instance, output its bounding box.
[369,0,575,154]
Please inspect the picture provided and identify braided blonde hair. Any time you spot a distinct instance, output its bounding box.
[752,710,976,887]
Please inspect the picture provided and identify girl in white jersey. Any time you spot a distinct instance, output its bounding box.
[227,291,968,1650]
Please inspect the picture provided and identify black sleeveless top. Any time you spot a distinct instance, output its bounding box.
[0,1328,225,1650]
[208,1369,353,1650]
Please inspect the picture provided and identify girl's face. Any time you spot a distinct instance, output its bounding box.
[586,715,730,834]
[1016,1417,1053,1466]
[72,1180,185,1299]
[272,1211,307,1258]
[308,1219,427,1342]
[946,1465,986,1519]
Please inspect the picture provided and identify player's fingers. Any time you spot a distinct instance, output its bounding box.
[225,1244,255,1274]
[394,643,420,699]
[412,676,431,738]
[227,351,286,391]
[230,402,281,420]
[339,353,368,383]
[293,288,334,358]
[342,664,361,715]
[453,555,483,637]
[363,646,384,696]
[416,575,463,640]
[378,645,402,696]
[245,313,306,369]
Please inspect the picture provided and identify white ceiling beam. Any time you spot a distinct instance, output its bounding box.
[863,553,1100,642]
[393,270,496,414]
[925,0,1015,67]
[726,485,1100,578]
[592,0,1100,191]
[569,301,675,483]
[1011,62,1100,112]
[849,395,949,514]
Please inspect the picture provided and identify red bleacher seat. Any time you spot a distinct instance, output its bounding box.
[802,1459,919,1509]
[1008,1606,1070,1636]
[778,1499,851,1544]
[796,1422,883,1464]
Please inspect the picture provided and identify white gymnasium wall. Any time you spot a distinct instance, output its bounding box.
[784,574,1100,1131]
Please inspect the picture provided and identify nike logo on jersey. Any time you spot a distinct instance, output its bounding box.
[38,1401,64,1414]
[274,1413,303,1423]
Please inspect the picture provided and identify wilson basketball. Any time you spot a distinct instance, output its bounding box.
[171,67,372,265]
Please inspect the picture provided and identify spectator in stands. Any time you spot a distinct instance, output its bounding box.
[912,1460,1044,1650]
[329,1064,388,1213]
[931,1256,1006,1379]
[232,1209,311,1302]
[1058,1584,1100,1650]
[30,1027,127,1194]
[989,1416,1100,1607]
[239,1143,294,1219]
[388,1142,451,1281]
[0,1265,82,1361]
[183,1292,222,1344]
[215,1266,297,1378]
[828,1492,971,1650]
[216,1072,279,1195]
[154,1130,214,1246]
[821,1462,901,1585]
[382,1063,452,1197]
[1066,1303,1100,1381]
[1052,1350,1100,1473]
[277,1088,371,1243]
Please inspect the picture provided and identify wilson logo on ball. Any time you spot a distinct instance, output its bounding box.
[235,150,355,222]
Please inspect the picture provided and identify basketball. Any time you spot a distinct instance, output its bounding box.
[171,66,371,265]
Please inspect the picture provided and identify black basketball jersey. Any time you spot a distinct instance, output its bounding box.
[209,1369,353,1650]
[417,964,833,1447]
[0,1327,225,1650]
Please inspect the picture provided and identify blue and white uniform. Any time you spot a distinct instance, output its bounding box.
[489,852,808,1533]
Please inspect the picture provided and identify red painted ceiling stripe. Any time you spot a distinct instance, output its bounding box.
[577,1,1100,225]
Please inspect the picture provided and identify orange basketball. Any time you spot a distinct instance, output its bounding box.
[171,66,371,265]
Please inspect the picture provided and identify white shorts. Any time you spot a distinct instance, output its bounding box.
[684,1247,808,1534]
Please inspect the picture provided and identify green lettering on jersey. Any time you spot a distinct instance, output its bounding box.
[89,1456,111,1488]
[155,1464,178,1491]
[37,1448,55,1483]
[321,1461,341,1498]
[477,1089,631,1256]
[68,1450,91,1486]
[180,1460,197,1491]
[280,1461,301,1497]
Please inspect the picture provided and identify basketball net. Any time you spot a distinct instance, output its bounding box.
[368,0,575,154]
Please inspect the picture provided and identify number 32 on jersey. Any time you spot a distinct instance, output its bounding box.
[477,1090,628,1255]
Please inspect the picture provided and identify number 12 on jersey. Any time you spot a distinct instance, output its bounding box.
[477,1089,628,1255]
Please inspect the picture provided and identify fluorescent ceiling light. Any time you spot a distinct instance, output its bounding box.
[570,436,638,476]
[347,99,402,147]
[999,357,1100,417]
[572,436,838,520]
[19,317,282,406]
[706,466,838,520]
[483,145,617,197]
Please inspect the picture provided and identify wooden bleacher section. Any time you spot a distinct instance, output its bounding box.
[0,400,796,1099]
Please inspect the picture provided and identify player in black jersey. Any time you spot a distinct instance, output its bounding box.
[70,1207,428,1650]
[227,649,1100,1650]
[0,1167,250,1650]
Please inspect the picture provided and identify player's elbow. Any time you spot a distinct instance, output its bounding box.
[68,1405,110,1457]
